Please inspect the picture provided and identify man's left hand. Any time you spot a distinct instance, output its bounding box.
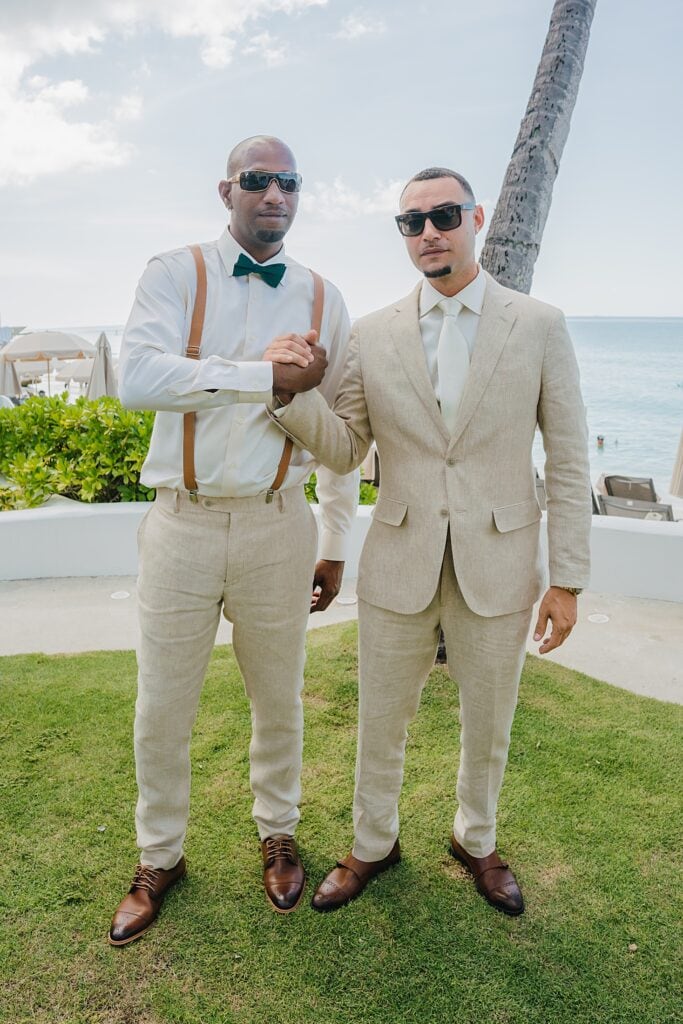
[311,560,344,613]
[533,587,578,654]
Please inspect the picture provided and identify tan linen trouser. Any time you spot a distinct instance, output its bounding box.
[134,486,318,870]
[353,536,533,862]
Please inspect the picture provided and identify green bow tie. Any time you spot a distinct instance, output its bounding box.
[232,252,286,288]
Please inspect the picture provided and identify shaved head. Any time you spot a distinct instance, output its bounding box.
[227,135,297,177]
[218,135,300,261]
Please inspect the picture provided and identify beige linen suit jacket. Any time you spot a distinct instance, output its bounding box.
[274,270,591,617]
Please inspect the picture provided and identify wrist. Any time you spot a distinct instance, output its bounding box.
[553,585,583,596]
[272,391,294,408]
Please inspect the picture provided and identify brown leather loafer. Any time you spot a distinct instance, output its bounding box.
[261,835,305,913]
[311,840,401,912]
[108,857,187,946]
[449,834,524,916]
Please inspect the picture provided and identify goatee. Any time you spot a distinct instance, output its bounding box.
[424,265,452,279]
[256,229,287,243]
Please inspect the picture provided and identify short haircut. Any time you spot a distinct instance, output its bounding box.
[402,167,475,202]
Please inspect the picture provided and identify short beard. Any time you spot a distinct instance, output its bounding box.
[255,228,288,244]
[424,265,452,279]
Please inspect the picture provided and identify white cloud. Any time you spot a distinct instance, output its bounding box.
[336,11,386,40]
[301,178,403,220]
[33,79,89,106]
[0,73,129,186]
[243,31,288,67]
[114,92,144,123]
[0,0,328,185]
[200,34,237,69]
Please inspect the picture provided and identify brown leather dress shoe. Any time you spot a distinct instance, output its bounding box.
[261,835,305,913]
[311,840,401,912]
[449,834,524,916]
[108,857,187,946]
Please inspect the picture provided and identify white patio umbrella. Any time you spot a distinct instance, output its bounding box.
[2,331,96,395]
[0,352,21,397]
[57,359,94,384]
[15,359,64,381]
[86,332,117,399]
[670,427,683,498]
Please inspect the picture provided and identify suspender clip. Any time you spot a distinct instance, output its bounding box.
[188,489,199,504]
[265,489,274,504]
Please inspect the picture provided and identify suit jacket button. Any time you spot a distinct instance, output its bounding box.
[440,508,449,517]
[446,457,456,466]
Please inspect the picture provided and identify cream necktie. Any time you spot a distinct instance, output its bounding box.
[437,297,470,433]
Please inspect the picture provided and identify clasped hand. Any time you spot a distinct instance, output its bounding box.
[262,330,327,401]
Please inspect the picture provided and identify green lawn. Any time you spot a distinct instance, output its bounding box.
[1,623,681,1024]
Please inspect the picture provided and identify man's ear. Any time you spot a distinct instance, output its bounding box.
[218,180,231,209]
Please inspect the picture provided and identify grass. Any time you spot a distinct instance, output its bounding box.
[1,622,681,1024]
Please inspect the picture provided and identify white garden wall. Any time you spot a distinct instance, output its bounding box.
[1,498,682,602]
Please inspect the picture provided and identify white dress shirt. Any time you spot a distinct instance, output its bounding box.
[119,226,358,560]
[418,266,487,405]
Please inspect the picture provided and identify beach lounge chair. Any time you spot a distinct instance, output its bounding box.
[598,495,674,521]
[360,442,380,487]
[591,487,602,515]
[604,474,658,503]
[534,468,547,511]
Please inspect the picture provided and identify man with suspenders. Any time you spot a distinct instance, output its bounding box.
[110,136,358,944]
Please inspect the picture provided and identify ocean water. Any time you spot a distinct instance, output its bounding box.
[534,318,683,499]
[52,317,683,499]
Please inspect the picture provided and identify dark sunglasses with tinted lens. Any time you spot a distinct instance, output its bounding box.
[229,170,303,194]
[395,202,475,237]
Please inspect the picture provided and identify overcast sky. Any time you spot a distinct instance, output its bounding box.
[1,0,681,327]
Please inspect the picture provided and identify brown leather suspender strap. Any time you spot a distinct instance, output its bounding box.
[267,269,325,499]
[182,251,325,501]
[183,245,207,496]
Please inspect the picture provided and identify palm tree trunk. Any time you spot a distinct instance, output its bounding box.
[480,0,598,293]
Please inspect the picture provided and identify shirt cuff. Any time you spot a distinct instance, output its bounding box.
[169,357,273,396]
[319,529,349,562]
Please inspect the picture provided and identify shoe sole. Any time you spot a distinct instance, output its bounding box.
[311,856,401,913]
[265,877,306,915]
[108,919,158,946]
[448,843,524,917]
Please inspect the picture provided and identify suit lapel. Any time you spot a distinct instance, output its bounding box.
[389,284,450,443]
[447,274,517,450]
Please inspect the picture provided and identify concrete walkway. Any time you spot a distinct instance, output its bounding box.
[1,577,681,705]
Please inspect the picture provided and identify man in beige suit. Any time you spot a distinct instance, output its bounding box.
[270,167,591,915]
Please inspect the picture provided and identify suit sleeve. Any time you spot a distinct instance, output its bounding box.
[271,322,373,477]
[537,311,592,589]
[308,290,359,562]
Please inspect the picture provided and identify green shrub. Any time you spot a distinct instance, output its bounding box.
[0,395,155,510]
[0,396,378,512]
[305,473,377,506]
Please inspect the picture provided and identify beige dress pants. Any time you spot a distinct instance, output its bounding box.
[353,536,533,862]
[134,486,318,870]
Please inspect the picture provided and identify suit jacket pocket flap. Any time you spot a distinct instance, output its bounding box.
[373,496,408,526]
[492,498,542,533]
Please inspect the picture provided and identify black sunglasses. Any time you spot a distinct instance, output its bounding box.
[228,170,303,194]
[395,202,475,237]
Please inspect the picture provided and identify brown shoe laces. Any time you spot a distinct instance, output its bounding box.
[130,864,162,893]
[264,836,297,867]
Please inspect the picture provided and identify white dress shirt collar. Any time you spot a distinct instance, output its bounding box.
[217,226,293,283]
[419,265,486,318]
